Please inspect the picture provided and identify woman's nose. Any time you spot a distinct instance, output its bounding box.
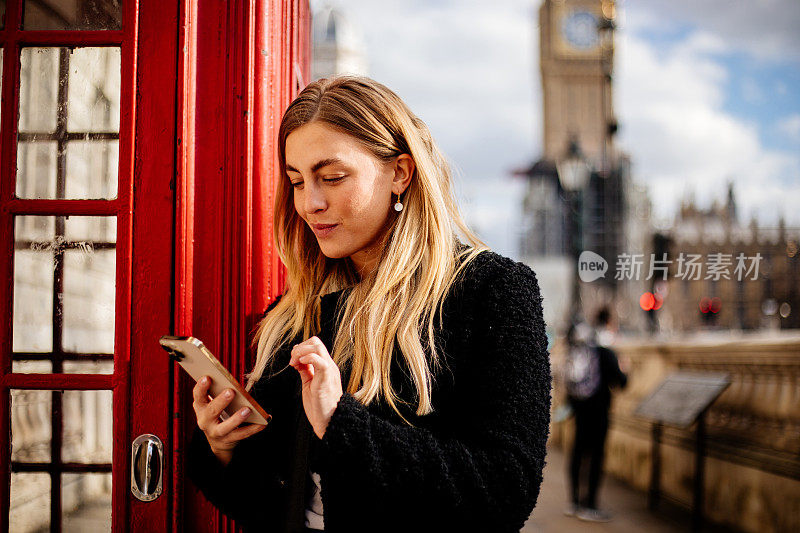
[304,183,327,214]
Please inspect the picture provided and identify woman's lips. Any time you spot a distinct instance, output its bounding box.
[311,223,338,237]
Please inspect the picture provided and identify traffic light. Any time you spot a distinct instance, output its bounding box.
[699,296,721,324]
[639,292,663,311]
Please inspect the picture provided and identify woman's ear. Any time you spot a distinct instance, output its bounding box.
[392,154,415,195]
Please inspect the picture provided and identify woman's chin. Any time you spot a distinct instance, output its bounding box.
[317,242,350,260]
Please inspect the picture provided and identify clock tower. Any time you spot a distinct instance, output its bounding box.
[519,0,648,334]
[540,0,616,167]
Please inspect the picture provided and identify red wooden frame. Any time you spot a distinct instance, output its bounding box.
[0,0,139,531]
[128,0,176,529]
[176,0,310,531]
[172,0,197,529]
[0,0,309,530]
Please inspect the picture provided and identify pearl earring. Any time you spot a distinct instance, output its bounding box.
[394,193,404,212]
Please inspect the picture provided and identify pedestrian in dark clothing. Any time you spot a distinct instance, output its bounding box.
[185,75,552,533]
[563,306,627,522]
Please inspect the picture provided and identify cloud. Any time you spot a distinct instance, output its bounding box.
[620,0,800,64]
[616,13,800,228]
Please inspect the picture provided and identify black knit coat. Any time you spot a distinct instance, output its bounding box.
[186,250,552,533]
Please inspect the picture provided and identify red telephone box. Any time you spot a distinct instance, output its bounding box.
[0,0,309,531]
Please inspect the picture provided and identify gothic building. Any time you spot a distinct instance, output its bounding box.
[661,183,800,332]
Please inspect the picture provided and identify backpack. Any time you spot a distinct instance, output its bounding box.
[565,342,602,400]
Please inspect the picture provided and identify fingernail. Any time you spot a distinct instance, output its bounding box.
[240,407,251,417]
[201,377,209,384]
[225,390,234,398]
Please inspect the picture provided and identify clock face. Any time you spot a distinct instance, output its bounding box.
[561,10,599,50]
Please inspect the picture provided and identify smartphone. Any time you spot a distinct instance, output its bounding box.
[159,335,271,425]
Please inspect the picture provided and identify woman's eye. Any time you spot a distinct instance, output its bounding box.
[290,176,344,188]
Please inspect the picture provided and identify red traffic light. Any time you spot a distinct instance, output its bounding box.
[640,292,663,311]
[699,297,721,313]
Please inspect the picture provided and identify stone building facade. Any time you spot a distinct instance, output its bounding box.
[660,183,800,333]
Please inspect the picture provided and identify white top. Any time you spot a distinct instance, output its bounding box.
[305,470,325,530]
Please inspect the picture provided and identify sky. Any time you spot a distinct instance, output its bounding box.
[311,0,800,260]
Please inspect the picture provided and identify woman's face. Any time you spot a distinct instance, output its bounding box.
[285,121,412,277]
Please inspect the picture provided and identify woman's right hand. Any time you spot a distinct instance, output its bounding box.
[192,376,266,466]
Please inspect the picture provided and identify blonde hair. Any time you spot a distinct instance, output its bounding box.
[246,75,489,425]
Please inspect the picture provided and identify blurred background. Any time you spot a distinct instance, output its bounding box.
[309,0,799,340]
[309,0,798,531]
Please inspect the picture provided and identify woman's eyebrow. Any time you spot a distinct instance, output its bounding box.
[286,157,344,174]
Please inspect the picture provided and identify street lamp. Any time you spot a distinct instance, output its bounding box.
[557,139,592,326]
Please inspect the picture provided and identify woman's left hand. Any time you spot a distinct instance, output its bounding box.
[289,336,343,439]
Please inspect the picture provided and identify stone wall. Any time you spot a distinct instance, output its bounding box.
[549,332,800,533]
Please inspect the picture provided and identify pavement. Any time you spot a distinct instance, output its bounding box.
[521,446,734,533]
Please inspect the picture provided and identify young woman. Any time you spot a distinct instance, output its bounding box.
[187,76,551,533]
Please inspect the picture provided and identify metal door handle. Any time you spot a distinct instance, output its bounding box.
[131,434,163,501]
